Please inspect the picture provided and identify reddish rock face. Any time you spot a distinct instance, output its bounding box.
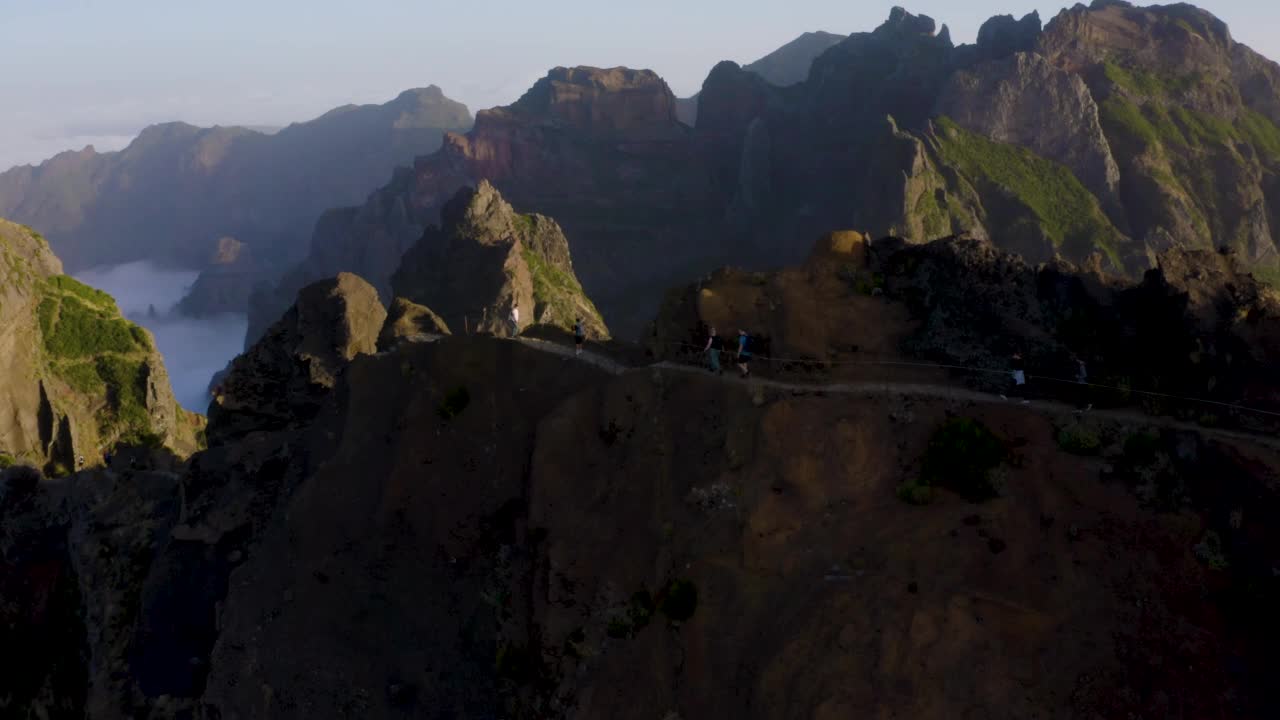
[252,66,717,343]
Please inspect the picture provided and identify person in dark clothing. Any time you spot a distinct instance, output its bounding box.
[1002,352,1030,404]
[703,326,724,375]
[574,318,586,356]
[1072,353,1093,412]
[736,329,752,379]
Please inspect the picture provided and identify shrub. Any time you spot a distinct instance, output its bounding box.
[920,417,1007,502]
[1056,423,1102,456]
[1123,431,1163,464]
[896,479,934,505]
[437,386,470,420]
[0,453,15,469]
[1193,530,1229,570]
[657,578,698,623]
[607,590,655,639]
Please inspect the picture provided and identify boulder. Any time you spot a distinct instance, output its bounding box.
[208,272,385,443]
[377,297,451,351]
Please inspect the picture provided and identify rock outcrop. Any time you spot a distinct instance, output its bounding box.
[250,69,699,344]
[0,218,199,472]
[208,272,385,444]
[0,87,472,308]
[176,236,264,316]
[391,181,608,338]
[1037,1,1280,267]
[973,11,1042,61]
[936,51,1124,218]
[677,30,846,126]
[377,298,450,351]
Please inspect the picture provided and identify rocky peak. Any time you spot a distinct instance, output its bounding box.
[208,272,385,444]
[975,11,1042,61]
[877,7,939,38]
[391,181,607,338]
[498,66,681,140]
[695,61,780,136]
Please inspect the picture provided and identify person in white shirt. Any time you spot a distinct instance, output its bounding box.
[509,302,520,338]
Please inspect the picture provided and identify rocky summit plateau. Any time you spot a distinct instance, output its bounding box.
[4,2,1280,719]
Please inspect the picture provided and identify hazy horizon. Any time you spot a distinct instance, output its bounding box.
[3,0,1277,172]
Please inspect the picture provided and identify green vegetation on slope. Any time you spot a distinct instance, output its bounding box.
[521,246,604,331]
[36,274,158,443]
[93,355,158,444]
[1101,61,1203,98]
[919,417,1007,502]
[933,117,1126,266]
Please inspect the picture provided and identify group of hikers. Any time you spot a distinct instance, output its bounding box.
[509,299,1090,409]
[696,323,1092,408]
[1002,351,1092,411]
[701,326,753,379]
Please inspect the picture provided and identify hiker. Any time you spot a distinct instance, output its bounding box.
[1002,352,1030,404]
[509,302,520,338]
[574,318,585,356]
[736,329,753,379]
[1072,354,1093,412]
[703,326,724,375]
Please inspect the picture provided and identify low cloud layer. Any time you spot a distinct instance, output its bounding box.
[76,262,246,413]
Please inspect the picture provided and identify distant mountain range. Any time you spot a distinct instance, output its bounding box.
[0,87,472,282]
[248,2,1280,345]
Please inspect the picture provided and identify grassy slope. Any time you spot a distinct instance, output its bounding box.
[37,274,161,444]
[517,212,607,335]
[1096,60,1280,268]
[932,117,1127,266]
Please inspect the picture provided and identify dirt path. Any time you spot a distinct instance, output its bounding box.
[515,337,1280,450]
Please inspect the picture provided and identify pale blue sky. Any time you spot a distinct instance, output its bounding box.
[1,0,1276,170]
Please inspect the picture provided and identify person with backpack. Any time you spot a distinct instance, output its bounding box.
[703,326,724,375]
[736,329,753,379]
[574,317,586,356]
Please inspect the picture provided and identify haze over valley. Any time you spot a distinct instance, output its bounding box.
[5,2,1280,718]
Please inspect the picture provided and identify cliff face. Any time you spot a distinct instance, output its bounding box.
[391,180,608,338]
[256,5,1280,349]
[0,87,472,298]
[0,219,199,473]
[1036,1,1280,267]
[4,329,1280,717]
[690,3,1280,277]
[249,66,714,345]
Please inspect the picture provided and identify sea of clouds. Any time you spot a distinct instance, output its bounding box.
[75,262,247,413]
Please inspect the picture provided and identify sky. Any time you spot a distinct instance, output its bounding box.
[1,0,1278,171]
